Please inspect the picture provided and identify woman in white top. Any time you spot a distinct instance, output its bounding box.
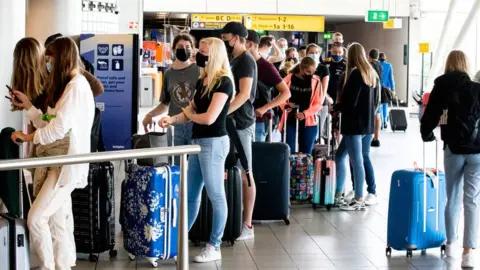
[10,37,95,270]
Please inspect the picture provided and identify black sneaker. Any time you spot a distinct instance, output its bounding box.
[371,139,380,147]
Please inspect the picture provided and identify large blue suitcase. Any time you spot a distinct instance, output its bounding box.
[387,166,447,257]
[122,164,179,267]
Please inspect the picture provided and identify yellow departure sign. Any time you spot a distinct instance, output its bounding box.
[191,14,242,23]
[419,43,430,53]
[244,15,325,32]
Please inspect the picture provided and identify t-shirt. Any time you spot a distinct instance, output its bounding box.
[160,64,200,116]
[288,74,312,124]
[257,57,283,87]
[325,59,346,103]
[230,51,258,130]
[192,77,234,139]
[315,64,330,106]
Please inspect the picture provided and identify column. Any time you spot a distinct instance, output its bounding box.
[26,0,82,44]
[0,0,26,130]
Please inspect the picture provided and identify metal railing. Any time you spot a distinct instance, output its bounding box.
[0,145,200,270]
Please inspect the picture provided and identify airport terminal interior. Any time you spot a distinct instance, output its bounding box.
[1,0,480,269]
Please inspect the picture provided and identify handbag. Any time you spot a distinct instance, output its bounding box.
[132,132,169,167]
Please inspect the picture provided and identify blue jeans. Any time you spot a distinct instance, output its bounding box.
[255,122,266,143]
[187,136,229,248]
[380,103,388,126]
[167,122,193,165]
[335,134,375,198]
[444,146,480,248]
[286,122,318,154]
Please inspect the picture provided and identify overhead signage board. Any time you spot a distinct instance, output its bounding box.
[244,15,325,32]
[383,18,403,29]
[419,43,430,53]
[191,14,242,30]
[366,10,389,22]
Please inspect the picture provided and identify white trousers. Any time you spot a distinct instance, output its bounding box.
[28,170,76,270]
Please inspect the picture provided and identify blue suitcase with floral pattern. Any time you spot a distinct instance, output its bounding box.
[122,164,180,267]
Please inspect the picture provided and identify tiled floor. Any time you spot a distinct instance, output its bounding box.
[72,116,479,269]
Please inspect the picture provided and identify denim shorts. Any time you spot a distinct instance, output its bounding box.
[236,124,255,171]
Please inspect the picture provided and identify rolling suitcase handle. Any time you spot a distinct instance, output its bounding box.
[283,105,300,152]
[264,112,273,143]
[15,139,32,219]
[422,139,439,233]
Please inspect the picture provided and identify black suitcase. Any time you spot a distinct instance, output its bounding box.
[252,114,290,224]
[189,166,243,246]
[389,98,408,132]
[71,162,117,262]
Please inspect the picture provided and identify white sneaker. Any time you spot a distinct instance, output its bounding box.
[344,190,354,204]
[461,252,475,268]
[236,223,254,241]
[334,197,346,206]
[340,199,366,211]
[445,242,461,259]
[365,194,378,206]
[193,244,222,263]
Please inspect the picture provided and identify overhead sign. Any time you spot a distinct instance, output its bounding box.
[419,43,430,53]
[323,33,332,39]
[366,10,389,22]
[191,14,242,29]
[244,15,325,32]
[383,18,403,29]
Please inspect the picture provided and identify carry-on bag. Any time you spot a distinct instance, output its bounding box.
[284,106,314,202]
[386,140,446,257]
[71,162,117,262]
[312,114,336,210]
[252,113,290,224]
[122,164,180,267]
[189,166,243,246]
[389,96,408,132]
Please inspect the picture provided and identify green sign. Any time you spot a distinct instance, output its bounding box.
[366,10,389,22]
[256,30,266,35]
[323,33,332,39]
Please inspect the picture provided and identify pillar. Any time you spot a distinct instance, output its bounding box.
[0,0,26,130]
[26,0,82,44]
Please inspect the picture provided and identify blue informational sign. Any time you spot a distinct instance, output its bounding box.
[80,34,139,150]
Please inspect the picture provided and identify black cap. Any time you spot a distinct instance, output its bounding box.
[246,30,260,44]
[221,22,248,38]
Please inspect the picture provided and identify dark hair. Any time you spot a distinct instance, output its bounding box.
[291,56,316,74]
[369,48,380,60]
[259,36,274,48]
[299,46,307,51]
[172,34,195,50]
[44,37,83,107]
[45,33,63,47]
[379,52,386,61]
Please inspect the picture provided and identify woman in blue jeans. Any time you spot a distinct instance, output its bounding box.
[333,43,380,211]
[160,37,234,263]
[421,50,480,268]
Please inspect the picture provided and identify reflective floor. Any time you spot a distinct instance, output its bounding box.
[72,116,479,269]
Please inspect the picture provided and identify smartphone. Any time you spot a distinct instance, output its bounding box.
[5,95,12,101]
[6,85,13,93]
[6,85,19,102]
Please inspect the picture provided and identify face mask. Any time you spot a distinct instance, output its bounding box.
[260,52,269,59]
[224,39,235,54]
[304,74,313,82]
[175,48,191,62]
[332,55,343,62]
[279,47,286,54]
[195,53,209,68]
[46,61,52,73]
[308,54,320,64]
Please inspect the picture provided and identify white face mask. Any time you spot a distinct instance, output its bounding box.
[308,53,320,64]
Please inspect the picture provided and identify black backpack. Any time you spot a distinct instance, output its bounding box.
[254,80,273,110]
[445,84,480,153]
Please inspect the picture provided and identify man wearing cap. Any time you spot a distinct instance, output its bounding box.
[246,30,291,142]
[221,22,258,241]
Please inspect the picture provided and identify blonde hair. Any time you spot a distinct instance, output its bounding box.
[199,37,235,98]
[344,42,378,88]
[445,50,470,74]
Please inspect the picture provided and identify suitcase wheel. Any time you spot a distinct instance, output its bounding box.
[406,249,413,258]
[326,205,332,211]
[128,253,136,261]
[89,254,99,262]
[193,240,201,247]
[147,258,158,268]
[312,204,317,210]
[441,244,446,255]
[284,218,290,225]
[109,249,118,258]
[230,240,235,246]
[421,249,427,256]
[385,247,392,257]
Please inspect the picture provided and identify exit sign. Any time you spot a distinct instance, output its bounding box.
[366,10,389,22]
[323,33,332,39]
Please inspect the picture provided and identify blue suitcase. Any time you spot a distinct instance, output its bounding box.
[386,142,447,257]
[122,164,179,267]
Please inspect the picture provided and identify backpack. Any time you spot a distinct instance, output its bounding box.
[445,85,480,153]
[254,80,273,110]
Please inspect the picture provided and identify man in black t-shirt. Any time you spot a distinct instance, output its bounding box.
[324,46,346,103]
[369,48,383,149]
[221,22,258,241]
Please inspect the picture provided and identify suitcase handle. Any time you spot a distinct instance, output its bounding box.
[264,112,273,143]
[283,105,300,152]
[422,139,440,233]
[172,198,178,228]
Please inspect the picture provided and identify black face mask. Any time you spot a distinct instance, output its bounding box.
[196,53,209,68]
[304,74,313,82]
[224,39,235,54]
[287,57,298,64]
[175,48,191,62]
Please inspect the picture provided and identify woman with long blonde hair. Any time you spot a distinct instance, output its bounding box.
[159,37,234,263]
[421,50,479,268]
[333,42,380,211]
